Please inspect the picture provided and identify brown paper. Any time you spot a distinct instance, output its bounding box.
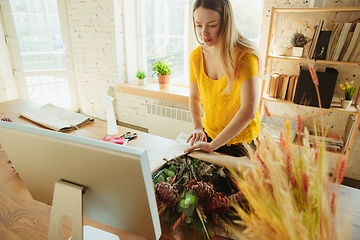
[150,133,251,174]
[19,104,94,132]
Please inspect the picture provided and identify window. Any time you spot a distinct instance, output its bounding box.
[122,0,263,86]
[1,0,78,110]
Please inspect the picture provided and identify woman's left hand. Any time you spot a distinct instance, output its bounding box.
[184,141,213,153]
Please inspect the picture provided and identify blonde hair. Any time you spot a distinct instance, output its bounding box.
[193,0,262,93]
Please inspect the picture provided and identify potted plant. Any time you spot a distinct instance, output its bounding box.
[152,58,172,89]
[136,70,147,85]
[339,81,358,108]
[290,31,308,57]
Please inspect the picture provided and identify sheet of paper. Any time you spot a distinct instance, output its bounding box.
[150,132,251,174]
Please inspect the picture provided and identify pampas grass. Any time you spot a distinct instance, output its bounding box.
[227,61,350,240]
[229,114,335,239]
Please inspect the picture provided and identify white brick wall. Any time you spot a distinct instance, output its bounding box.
[0,11,19,102]
[67,0,121,119]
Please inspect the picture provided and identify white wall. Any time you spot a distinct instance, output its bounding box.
[0,0,360,180]
[0,9,19,102]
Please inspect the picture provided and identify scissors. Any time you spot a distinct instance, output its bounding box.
[121,131,138,146]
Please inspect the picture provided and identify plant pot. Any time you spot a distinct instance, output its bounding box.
[292,47,304,57]
[273,45,288,56]
[138,78,146,85]
[341,98,352,109]
[158,74,170,89]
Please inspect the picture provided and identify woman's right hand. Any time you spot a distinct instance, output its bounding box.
[187,129,207,146]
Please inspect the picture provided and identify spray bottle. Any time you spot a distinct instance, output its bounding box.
[100,95,118,135]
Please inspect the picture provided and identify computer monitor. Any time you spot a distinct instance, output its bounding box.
[0,121,161,240]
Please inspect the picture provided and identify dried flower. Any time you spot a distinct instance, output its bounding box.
[290,31,309,47]
[336,159,346,184]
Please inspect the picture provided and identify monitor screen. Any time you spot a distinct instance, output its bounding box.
[0,121,161,240]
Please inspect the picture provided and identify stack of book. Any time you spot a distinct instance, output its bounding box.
[307,133,343,152]
[308,20,360,62]
[267,73,298,101]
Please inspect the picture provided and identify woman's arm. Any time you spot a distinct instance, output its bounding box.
[187,81,207,146]
[184,75,260,153]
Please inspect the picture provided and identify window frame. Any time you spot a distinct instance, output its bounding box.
[121,0,263,87]
[0,0,78,111]
[122,0,195,86]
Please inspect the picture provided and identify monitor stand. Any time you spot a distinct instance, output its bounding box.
[48,180,120,240]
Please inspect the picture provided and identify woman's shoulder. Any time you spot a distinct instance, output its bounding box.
[235,47,256,62]
[234,49,257,69]
[190,45,202,61]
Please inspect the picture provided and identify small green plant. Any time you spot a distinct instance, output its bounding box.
[339,81,358,100]
[290,31,309,47]
[136,70,146,79]
[152,58,172,77]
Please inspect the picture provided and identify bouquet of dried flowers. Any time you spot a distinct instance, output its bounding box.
[152,156,246,239]
[290,31,309,47]
[339,81,358,101]
[228,61,350,240]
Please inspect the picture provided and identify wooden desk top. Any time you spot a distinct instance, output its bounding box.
[0,99,359,239]
[0,99,230,240]
[0,99,172,164]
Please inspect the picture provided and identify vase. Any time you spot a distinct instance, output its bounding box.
[138,78,146,85]
[273,45,288,56]
[292,47,303,57]
[341,98,352,109]
[158,74,171,89]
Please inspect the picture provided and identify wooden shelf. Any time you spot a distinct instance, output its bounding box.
[290,142,345,157]
[268,54,360,66]
[262,7,360,182]
[266,132,345,157]
[274,7,360,13]
[263,95,359,114]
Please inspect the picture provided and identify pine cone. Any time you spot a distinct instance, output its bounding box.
[228,192,246,205]
[1,117,12,122]
[205,192,229,214]
[155,182,179,207]
[186,179,215,205]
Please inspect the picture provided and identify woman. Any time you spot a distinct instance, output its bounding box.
[184,0,262,157]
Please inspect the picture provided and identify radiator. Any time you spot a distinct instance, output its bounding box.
[146,104,193,140]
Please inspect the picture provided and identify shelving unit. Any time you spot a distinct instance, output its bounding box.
[261,7,360,182]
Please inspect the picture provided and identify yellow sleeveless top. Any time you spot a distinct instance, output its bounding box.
[189,45,261,146]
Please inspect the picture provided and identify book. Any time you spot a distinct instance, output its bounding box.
[342,114,355,153]
[349,33,360,62]
[291,76,299,102]
[331,23,352,61]
[307,134,343,146]
[308,25,317,58]
[268,73,280,98]
[280,75,291,100]
[308,20,324,59]
[314,31,332,60]
[340,23,360,61]
[355,89,360,106]
[356,52,360,62]
[276,74,285,99]
[339,31,354,60]
[326,23,344,60]
[285,75,296,101]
